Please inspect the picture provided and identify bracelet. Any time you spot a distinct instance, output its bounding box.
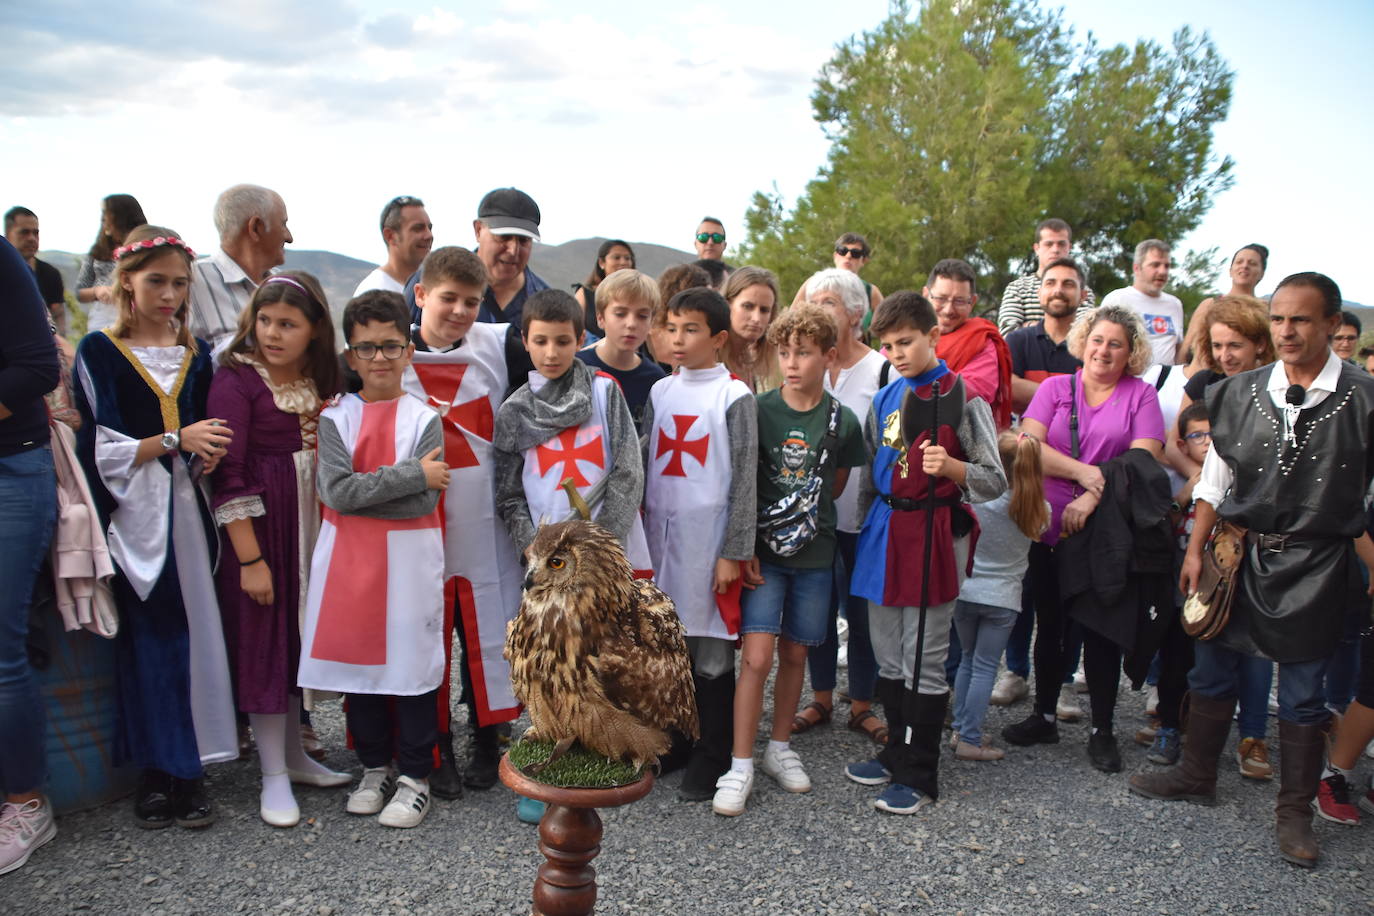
[240,556,265,567]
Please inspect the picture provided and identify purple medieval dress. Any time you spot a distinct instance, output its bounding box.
[208,357,322,714]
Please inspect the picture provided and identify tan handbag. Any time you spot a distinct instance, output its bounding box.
[1181,520,1247,639]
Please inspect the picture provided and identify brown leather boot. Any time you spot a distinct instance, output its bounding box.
[1275,719,1326,868]
[1129,692,1235,805]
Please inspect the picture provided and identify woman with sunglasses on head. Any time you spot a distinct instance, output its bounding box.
[209,271,349,828]
[73,227,238,829]
[792,233,884,321]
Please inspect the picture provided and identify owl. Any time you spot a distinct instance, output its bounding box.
[505,520,699,771]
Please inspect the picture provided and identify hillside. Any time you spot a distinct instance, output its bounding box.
[41,237,700,323]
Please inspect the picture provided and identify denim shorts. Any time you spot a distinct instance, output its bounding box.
[739,560,832,646]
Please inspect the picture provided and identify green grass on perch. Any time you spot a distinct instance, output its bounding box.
[507,738,644,788]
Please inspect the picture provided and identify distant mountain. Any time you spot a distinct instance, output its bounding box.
[41,238,699,330]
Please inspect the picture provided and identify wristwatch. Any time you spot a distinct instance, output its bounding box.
[161,429,181,452]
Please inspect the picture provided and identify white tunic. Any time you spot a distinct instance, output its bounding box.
[298,394,446,696]
[402,323,523,723]
[520,370,653,573]
[644,365,753,639]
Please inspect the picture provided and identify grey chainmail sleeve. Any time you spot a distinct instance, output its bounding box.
[956,396,1009,504]
[856,400,881,523]
[316,413,443,519]
[719,394,759,561]
[592,378,645,544]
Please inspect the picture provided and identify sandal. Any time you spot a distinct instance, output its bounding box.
[848,709,889,746]
[791,700,833,735]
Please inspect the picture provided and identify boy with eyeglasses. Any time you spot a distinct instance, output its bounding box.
[298,290,448,829]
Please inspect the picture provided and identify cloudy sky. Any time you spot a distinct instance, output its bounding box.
[3,1,1371,302]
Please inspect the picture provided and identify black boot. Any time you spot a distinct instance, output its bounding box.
[134,769,174,829]
[873,677,907,775]
[430,731,464,800]
[680,671,735,801]
[171,776,215,829]
[657,728,695,775]
[896,690,948,802]
[463,725,501,791]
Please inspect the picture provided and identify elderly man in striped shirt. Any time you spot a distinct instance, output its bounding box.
[188,184,292,349]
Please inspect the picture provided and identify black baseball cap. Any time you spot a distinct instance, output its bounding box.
[477,187,541,241]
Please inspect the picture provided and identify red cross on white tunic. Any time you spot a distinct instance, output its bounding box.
[656,414,709,477]
[309,398,441,666]
[535,427,604,487]
[413,363,493,469]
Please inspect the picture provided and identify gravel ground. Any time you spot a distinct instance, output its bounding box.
[8,669,1373,915]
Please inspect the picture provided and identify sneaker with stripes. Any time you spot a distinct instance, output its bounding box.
[379,776,431,828]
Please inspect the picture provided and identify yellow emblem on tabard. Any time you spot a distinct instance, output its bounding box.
[882,408,910,476]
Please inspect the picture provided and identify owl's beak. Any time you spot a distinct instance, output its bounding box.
[523,569,534,591]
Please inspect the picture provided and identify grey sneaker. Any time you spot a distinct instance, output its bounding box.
[0,797,57,877]
[346,766,396,815]
[1146,727,1181,765]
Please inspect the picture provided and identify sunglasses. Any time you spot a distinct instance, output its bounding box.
[835,246,868,259]
[349,342,407,361]
[380,195,423,230]
[696,232,726,244]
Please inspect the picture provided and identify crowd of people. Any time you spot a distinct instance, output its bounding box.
[2,186,1373,882]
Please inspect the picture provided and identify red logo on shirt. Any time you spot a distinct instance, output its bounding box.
[656,414,709,477]
[536,427,604,486]
[415,364,494,469]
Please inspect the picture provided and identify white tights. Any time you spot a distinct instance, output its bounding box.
[249,695,336,812]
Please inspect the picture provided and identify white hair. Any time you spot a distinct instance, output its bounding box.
[803,268,868,338]
[213,184,280,243]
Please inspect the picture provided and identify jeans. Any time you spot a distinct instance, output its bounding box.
[1322,598,1366,712]
[1236,655,1274,739]
[0,446,57,794]
[1190,640,1329,726]
[807,530,877,701]
[740,560,832,646]
[951,600,1018,746]
[1003,583,1035,679]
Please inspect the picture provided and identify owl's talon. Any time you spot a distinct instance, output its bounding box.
[528,736,576,775]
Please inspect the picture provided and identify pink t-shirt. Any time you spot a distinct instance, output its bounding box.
[1023,371,1165,544]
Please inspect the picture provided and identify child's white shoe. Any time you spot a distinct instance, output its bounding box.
[711,770,753,816]
[378,776,430,828]
[346,766,396,815]
[762,745,811,793]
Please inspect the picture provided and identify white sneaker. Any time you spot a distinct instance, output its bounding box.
[836,618,850,668]
[711,769,753,816]
[1366,737,1374,760]
[762,745,812,793]
[379,776,431,828]
[0,797,57,877]
[989,672,1028,706]
[346,766,396,815]
[1144,685,1159,718]
[1056,684,1083,722]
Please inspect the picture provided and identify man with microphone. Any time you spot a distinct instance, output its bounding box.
[1130,273,1374,870]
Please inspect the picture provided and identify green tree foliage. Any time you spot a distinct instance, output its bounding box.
[739,0,1234,310]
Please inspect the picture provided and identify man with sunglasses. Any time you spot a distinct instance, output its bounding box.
[694,218,729,263]
[791,233,885,317]
[996,218,1095,336]
[354,196,433,297]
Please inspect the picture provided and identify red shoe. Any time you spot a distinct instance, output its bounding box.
[1313,773,1360,826]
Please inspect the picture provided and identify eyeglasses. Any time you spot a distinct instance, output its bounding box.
[350,342,407,361]
[1184,430,1212,442]
[929,295,974,309]
[696,232,726,244]
[835,246,867,259]
[1333,334,1359,342]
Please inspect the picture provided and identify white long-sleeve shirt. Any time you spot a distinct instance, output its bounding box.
[1194,350,1342,510]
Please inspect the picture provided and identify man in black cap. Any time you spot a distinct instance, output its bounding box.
[472,187,547,327]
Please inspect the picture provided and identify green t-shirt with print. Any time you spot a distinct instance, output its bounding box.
[754,388,867,569]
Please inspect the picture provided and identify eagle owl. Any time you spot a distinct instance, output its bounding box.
[505,520,699,769]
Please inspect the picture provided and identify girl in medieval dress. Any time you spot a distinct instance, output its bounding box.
[209,271,348,828]
[73,226,237,828]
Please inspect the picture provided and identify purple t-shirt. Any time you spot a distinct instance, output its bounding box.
[1023,371,1165,544]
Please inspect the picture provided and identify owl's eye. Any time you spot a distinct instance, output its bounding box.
[548,557,565,570]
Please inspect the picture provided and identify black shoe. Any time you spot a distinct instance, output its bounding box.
[677,751,723,802]
[463,726,501,791]
[171,776,216,828]
[430,732,465,800]
[1002,713,1060,747]
[1087,730,1122,773]
[134,770,175,829]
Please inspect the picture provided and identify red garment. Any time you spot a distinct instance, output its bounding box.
[936,317,1012,429]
